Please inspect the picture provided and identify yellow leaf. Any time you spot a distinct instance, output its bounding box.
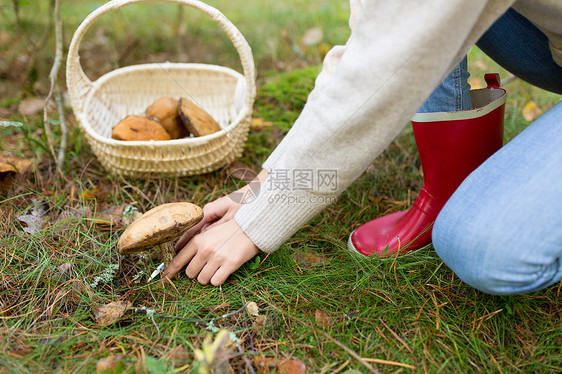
[193,330,234,374]
[94,204,126,231]
[522,100,543,122]
[317,42,332,60]
[250,117,273,130]
[81,188,100,200]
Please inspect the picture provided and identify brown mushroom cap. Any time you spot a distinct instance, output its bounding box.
[112,115,171,141]
[117,202,203,255]
[145,97,189,139]
[178,97,222,137]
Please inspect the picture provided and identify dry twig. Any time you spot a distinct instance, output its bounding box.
[43,0,67,174]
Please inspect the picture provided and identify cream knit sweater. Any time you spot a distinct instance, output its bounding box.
[235,0,562,253]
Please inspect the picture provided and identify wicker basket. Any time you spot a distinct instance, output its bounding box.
[66,0,256,177]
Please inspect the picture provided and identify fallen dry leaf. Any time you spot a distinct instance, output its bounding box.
[227,160,257,182]
[0,163,16,175]
[93,300,131,326]
[17,199,46,234]
[254,356,279,374]
[278,358,307,374]
[246,301,259,317]
[96,355,124,373]
[522,100,543,122]
[80,188,101,200]
[53,205,91,225]
[314,309,333,329]
[250,117,273,130]
[94,204,126,231]
[294,251,327,268]
[18,97,45,116]
[0,154,33,194]
[0,154,32,174]
[252,315,267,328]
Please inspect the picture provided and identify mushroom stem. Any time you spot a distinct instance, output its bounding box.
[160,242,175,266]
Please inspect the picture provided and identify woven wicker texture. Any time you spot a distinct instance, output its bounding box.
[66,0,256,177]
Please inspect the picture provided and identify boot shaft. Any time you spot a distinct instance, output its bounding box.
[410,74,506,203]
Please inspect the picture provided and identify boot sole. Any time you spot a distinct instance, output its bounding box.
[346,230,432,260]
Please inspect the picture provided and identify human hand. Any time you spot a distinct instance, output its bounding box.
[174,195,242,251]
[162,218,259,286]
[162,169,268,286]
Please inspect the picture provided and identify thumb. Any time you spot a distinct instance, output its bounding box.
[175,197,232,251]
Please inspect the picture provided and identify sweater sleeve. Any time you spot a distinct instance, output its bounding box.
[235,0,514,253]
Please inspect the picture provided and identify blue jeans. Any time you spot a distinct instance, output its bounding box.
[418,57,472,113]
[425,9,562,295]
[419,8,562,114]
[476,8,562,95]
[433,102,562,295]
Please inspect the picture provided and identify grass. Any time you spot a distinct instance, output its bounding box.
[1,0,562,373]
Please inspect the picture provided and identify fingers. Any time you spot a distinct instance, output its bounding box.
[201,216,226,233]
[184,247,210,279]
[165,220,261,287]
[210,265,239,286]
[175,230,194,251]
[175,197,233,251]
[197,262,221,285]
[162,241,197,279]
[201,207,237,233]
[201,197,231,222]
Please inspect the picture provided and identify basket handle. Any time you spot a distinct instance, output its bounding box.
[66,0,256,115]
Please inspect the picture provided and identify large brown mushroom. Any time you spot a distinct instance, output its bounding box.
[178,97,222,137]
[111,115,171,141]
[117,202,203,263]
[145,97,189,139]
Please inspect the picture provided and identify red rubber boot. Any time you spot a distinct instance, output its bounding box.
[348,74,506,257]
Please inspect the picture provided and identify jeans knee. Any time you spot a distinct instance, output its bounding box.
[432,211,487,290]
[433,208,562,295]
[433,216,500,294]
